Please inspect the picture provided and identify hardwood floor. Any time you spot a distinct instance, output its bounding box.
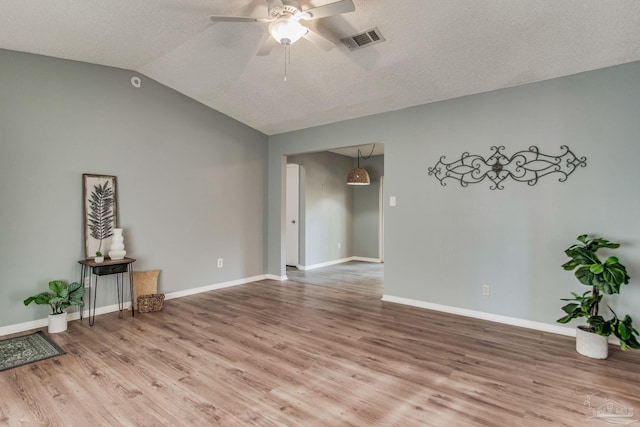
[3,277,640,426]
[286,261,383,296]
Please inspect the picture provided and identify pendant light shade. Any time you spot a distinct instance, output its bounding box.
[347,167,370,185]
[347,146,374,185]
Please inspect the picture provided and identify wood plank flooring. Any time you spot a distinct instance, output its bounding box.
[286,261,383,296]
[2,275,640,426]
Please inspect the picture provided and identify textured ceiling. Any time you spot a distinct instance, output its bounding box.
[2,1,640,135]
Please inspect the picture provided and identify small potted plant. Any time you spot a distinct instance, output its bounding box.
[24,280,85,333]
[557,235,640,358]
[95,251,104,263]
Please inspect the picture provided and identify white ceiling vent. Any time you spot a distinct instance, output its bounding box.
[341,27,385,51]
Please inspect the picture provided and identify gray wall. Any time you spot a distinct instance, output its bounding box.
[5,46,640,334]
[0,49,267,328]
[268,60,640,328]
[287,152,354,266]
[353,155,384,259]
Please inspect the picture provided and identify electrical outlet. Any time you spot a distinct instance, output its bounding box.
[338,242,341,249]
[217,258,223,268]
[482,284,490,296]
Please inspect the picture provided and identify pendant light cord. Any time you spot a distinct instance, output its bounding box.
[357,143,376,165]
[356,144,376,167]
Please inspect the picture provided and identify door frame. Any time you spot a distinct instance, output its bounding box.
[286,163,300,268]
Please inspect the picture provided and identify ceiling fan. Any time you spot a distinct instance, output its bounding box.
[210,0,355,55]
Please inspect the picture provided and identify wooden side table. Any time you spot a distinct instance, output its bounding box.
[78,257,136,326]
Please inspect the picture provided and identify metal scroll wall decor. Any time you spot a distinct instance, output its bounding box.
[427,145,586,190]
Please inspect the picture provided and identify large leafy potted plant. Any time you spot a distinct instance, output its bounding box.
[557,235,640,358]
[24,280,85,333]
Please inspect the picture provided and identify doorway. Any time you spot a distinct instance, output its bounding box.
[282,147,385,295]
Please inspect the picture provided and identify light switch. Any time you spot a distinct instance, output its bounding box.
[389,196,396,207]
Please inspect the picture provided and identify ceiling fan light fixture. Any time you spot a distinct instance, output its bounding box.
[269,15,307,45]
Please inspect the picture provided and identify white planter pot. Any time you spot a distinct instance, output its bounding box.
[576,325,608,359]
[95,256,104,263]
[48,313,68,334]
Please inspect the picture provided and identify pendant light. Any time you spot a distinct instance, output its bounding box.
[347,145,375,185]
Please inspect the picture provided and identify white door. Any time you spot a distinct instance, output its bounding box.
[286,164,300,267]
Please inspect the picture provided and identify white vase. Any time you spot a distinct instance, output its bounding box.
[108,228,127,260]
[576,325,608,359]
[95,256,104,263]
[48,313,68,334]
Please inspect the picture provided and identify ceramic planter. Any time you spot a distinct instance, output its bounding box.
[576,325,608,359]
[48,313,68,334]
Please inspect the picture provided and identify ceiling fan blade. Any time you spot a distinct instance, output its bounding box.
[298,0,355,20]
[210,15,270,23]
[302,28,335,52]
[256,36,279,56]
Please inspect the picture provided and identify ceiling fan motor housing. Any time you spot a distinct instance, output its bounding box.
[269,0,302,19]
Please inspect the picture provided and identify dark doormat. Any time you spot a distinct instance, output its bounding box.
[0,331,65,371]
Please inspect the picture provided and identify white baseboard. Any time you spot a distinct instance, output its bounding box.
[264,274,288,281]
[164,274,267,300]
[381,294,576,337]
[352,256,382,263]
[298,256,381,271]
[0,318,50,336]
[298,257,353,271]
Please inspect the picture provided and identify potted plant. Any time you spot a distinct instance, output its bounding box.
[95,251,104,263]
[557,234,640,358]
[24,280,85,333]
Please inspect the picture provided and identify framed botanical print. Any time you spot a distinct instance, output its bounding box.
[83,174,118,259]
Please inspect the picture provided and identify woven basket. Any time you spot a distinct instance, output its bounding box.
[137,293,165,313]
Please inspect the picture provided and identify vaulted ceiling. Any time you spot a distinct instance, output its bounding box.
[2,1,640,135]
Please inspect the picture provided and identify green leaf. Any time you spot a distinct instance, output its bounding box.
[575,266,595,286]
[624,335,640,349]
[562,260,579,271]
[561,303,579,314]
[49,280,64,295]
[577,234,588,243]
[67,282,83,295]
[23,292,52,306]
[576,247,601,264]
[605,256,619,266]
[557,315,574,324]
[607,265,629,285]
[618,322,631,340]
[589,264,604,274]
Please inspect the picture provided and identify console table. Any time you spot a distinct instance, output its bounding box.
[78,257,136,326]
